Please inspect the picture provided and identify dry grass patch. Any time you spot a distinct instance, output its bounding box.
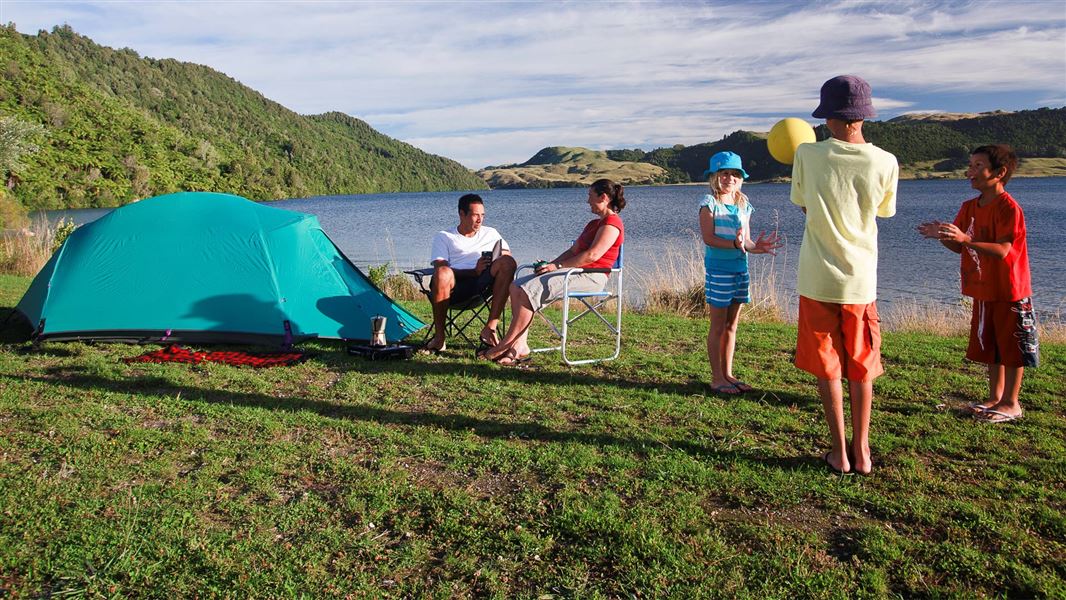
[634,229,790,323]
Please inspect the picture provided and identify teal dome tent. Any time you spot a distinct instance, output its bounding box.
[15,192,425,345]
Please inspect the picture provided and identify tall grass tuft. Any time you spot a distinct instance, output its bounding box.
[0,216,75,276]
[366,262,422,301]
[635,221,791,323]
[882,297,971,337]
[883,296,1065,343]
[633,231,706,318]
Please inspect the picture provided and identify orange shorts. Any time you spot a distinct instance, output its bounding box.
[795,296,883,381]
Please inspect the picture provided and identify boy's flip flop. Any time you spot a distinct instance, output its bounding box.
[709,383,742,396]
[979,409,1023,424]
[730,380,754,393]
[822,452,851,475]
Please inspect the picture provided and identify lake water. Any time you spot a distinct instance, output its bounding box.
[47,178,1066,320]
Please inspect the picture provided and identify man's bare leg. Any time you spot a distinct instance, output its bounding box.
[427,265,455,351]
[482,255,517,344]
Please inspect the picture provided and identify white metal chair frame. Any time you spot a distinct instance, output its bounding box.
[526,245,623,365]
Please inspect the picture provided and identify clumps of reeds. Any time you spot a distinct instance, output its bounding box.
[634,222,791,324]
[365,262,422,301]
[0,216,76,276]
[881,297,971,337]
[634,232,706,317]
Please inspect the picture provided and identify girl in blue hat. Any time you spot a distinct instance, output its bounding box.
[699,151,782,395]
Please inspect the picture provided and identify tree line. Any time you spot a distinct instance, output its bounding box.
[605,108,1066,183]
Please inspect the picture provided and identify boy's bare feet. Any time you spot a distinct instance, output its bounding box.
[823,450,850,474]
[851,444,872,475]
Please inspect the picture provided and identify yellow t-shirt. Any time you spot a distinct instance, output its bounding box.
[790,138,898,304]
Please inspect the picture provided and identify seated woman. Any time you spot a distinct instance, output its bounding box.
[479,178,625,365]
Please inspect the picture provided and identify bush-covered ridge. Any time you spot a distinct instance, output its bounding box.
[0,25,486,210]
[479,108,1066,188]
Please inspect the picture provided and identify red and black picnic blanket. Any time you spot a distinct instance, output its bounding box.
[123,344,306,368]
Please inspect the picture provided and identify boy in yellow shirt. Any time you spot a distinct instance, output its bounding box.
[790,75,899,475]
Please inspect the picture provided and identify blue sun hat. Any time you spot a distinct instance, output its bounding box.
[702,151,749,179]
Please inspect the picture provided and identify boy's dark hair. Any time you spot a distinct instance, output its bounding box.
[972,144,1018,185]
[458,193,484,214]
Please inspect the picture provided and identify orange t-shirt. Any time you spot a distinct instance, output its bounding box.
[952,192,1032,301]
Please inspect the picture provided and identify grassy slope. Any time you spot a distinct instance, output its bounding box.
[0,274,1063,598]
[478,147,668,188]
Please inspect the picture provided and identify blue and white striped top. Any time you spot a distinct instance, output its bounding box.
[699,194,752,274]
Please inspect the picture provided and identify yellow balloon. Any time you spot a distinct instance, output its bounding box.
[767,118,816,165]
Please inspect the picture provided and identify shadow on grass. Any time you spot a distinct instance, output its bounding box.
[0,307,33,344]
[10,366,823,473]
[311,344,824,409]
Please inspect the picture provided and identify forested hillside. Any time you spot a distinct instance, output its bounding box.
[0,25,485,211]
[624,108,1066,184]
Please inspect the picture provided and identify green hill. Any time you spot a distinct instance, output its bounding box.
[0,25,485,211]
[484,109,1066,188]
[478,146,669,189]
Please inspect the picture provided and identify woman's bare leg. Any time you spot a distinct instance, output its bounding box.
[482,284,535,360]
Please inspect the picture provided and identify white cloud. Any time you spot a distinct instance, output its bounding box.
[4,0,1064,168]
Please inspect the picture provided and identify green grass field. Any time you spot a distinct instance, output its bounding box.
[1,274,1063,598]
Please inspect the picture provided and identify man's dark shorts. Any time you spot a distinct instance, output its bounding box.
[451,269,495,304]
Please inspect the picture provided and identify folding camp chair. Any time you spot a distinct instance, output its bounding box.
[404,268,503,349]
[528,245,623,365]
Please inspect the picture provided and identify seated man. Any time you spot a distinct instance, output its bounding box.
[425,193,517,352]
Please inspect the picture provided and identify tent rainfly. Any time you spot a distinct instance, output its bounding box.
[15,191,425,345]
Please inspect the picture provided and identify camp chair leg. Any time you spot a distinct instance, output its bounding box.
[405,267,505,351]
[532,295,622,365]
[559,295,622,366]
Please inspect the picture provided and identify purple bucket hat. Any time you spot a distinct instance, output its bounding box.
[812,75,877,120]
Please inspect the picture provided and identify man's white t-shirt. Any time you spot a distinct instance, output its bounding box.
[430,226,509,270]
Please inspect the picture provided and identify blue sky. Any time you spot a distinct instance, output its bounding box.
[3,1,1064,168]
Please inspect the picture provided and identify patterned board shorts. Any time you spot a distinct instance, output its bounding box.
[705,270,750,308]
[968,297,1040,368]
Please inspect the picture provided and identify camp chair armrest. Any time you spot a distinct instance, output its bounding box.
[403,268,436,292]
[561,266,615,293]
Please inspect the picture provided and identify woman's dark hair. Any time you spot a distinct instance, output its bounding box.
[590,178,626,212]
[971,144,1018,185]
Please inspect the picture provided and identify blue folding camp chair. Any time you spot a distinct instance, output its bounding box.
[528,245,623,365]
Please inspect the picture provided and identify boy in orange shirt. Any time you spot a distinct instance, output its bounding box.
[918,144,1039,423]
